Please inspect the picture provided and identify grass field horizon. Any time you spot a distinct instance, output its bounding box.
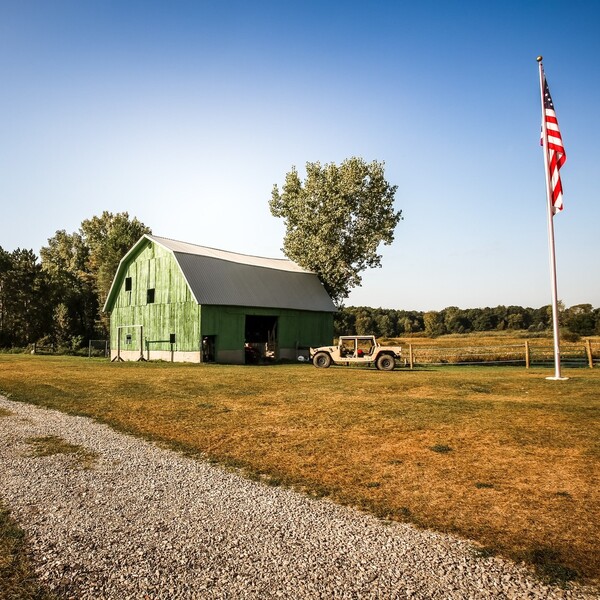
[1,354,598,586]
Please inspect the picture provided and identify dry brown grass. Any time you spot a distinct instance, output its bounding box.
[0,354,598,583]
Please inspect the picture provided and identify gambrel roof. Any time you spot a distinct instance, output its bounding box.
[104,235,336,313]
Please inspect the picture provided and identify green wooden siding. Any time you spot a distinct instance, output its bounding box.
[110,242,200,352]
[108,239,334,362]
[278,310,333,348]
[200,305,333,352]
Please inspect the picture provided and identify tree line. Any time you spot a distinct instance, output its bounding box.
[1,209,598,351]
[335,304,600,339]
[0,212,150,350]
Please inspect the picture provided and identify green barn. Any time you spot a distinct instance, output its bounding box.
[103,235,336,364]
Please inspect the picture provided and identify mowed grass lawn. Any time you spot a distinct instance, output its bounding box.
[0,355,598,583]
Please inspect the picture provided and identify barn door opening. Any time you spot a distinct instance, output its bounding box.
[244,315,278,364]
[202,336,216,363]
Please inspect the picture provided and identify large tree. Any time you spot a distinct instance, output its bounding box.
[0,248,51,346]
[269,157,401,305]
[41,211,151,340]
[40,229,96,342]
[79,211,151,310]
[564,303,596,336]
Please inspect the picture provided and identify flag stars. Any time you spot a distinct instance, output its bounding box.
[544,85,555,109]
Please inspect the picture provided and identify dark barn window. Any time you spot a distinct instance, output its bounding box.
[147,288,155,304]
[125,277,132,291]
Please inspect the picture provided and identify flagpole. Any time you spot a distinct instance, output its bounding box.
[537,56,567,380]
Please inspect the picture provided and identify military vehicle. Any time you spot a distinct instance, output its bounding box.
[310,336,402,370]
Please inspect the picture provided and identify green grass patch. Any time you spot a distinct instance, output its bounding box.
[0,354,599,584]
[521,546,581,586]
[474,482,494,489]
[26,435,98,469]
[429,444,453,454]
[0,501,57,600]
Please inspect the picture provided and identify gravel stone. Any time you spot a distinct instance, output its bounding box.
[1,395,597,599]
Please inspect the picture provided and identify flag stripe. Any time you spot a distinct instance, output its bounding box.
[542,71,566,214]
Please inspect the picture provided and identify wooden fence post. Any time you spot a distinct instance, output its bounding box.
[409,344,414,369]
[586,339,593,369]
[525,340,530,369]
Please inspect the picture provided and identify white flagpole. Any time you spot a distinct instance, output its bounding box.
[537,56,567,380]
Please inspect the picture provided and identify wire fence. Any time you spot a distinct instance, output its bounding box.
[88,339,109,358]
[404,340,597,369]
[27,338,598,368]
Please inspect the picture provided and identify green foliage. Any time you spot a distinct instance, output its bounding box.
[0,211,150,350]
[563,304,596,336]
[41,211,151,340]
[334,304,599,339]
[560,328,580,343]
[0,248,52,347]
[376,313,395,338]
[424,311,445,337]
[443,306,464,334]
[79,211,151,308]
[40,229,96,341]
[52,303,71,348]
[355,311,376,335]
[270,157,401,305]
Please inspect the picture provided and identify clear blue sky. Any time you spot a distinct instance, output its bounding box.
[1,0,598,311]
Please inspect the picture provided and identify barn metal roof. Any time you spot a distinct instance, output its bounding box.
[150,236,310,273]
[104,235,336,313]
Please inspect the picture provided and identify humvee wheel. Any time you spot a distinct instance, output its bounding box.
[313,352,331,368]
[376,354,395,371]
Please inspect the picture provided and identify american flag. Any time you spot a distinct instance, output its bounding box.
[541,71,566,214]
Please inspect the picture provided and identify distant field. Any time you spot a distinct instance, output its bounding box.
[0,354,598,584]
[382,332,600,368]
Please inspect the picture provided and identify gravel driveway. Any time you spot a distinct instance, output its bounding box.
[0,395,596,599]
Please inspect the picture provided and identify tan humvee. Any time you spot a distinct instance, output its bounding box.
[310,335,402,370]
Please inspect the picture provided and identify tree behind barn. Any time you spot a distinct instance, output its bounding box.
[40,229,96,345]
[79,212,151,315]
[41,211,151,341]
[270,158,401,305]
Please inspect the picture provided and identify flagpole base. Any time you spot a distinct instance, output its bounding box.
[545,376,569,381]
